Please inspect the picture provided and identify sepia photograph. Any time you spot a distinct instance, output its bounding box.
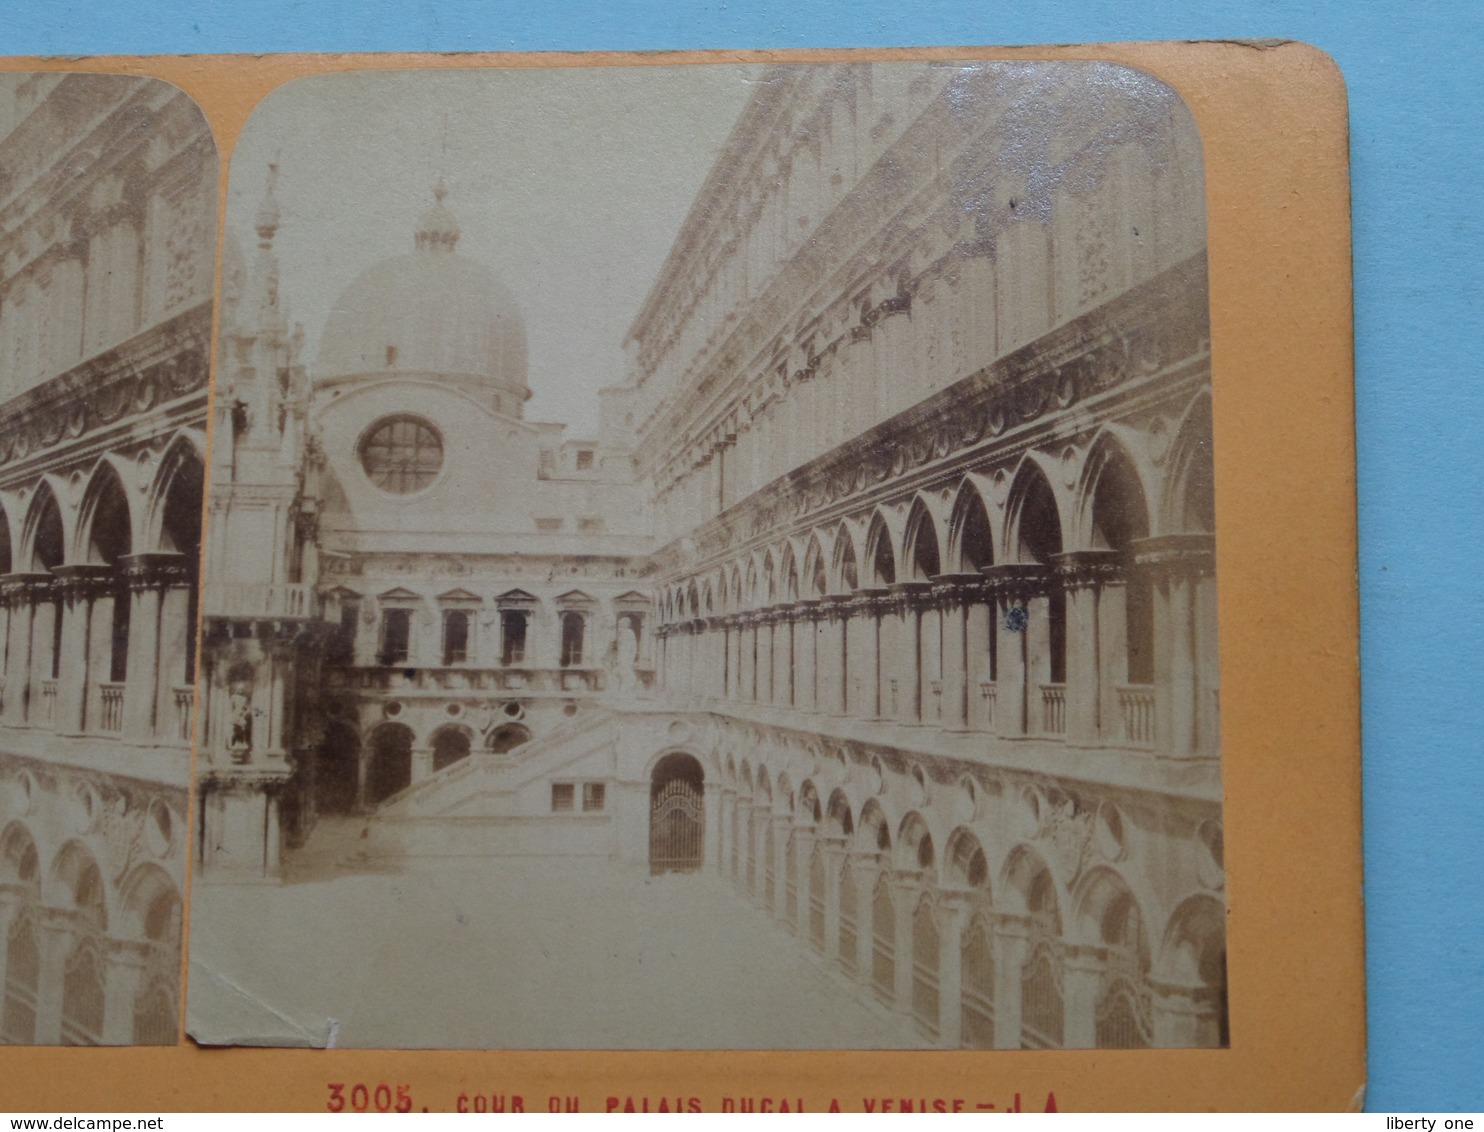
[187,59,1224,1051]
[0,73,214,1045]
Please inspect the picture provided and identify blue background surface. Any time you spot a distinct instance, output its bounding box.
[3,0,1478,1112]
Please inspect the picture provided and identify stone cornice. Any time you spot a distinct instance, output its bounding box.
[0,303,210,470]
[650,252,1209,576]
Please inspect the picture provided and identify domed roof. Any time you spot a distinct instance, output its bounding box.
[314,184,528,402]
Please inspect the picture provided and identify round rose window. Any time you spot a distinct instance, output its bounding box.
[359,415,443,493]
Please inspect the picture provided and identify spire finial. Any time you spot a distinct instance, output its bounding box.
[255,154,282,245]
[414,174,459,253]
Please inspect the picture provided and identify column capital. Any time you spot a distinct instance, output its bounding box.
[1050,550,1124,590]
[928,572,988,608]
[0,572,54,605]
[49,564,114,603]
[120,552,192,593]
[792,597,825,622]
[820,593,854,621]
[980,563,1052,600]
[887,581,933,612]
[1132,533,1216,578]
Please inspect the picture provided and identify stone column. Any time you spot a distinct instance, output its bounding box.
[891,873,921,1012]
[50,567,109,735]
[889,583,931,724]
[121,554,191,743]
[1055,552,1120,746]
[794,602,818,712]
[1151,977,1222,1048]
[793,826,817,936]
[701,779,722,872]
[737,800,757,898]
[936,893,972,1048]
[846,593,879,717]
[758,618,774,704]
[101,939,150,1044]
[822,596,850,714]
[1061,944,1104,1049]
[779,612,796,707]
[717,785,735,879]
[1136,535,1217,760]
[0,889,22,1001]
[156,580,194,742]
[991,916,1030,1049]
[935,577,978,730]
[1,575,46,726]
[410,746,434,784]
[822,837,846,966]
[848,852,881,983]
[981,567,1048,739]
[919,598,943,726]
[33,910,75,1045]
[771,817,793,922]
[726,621,742,701]
[965,596,995,731]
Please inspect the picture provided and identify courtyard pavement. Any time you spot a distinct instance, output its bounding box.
[187,818,925,1050]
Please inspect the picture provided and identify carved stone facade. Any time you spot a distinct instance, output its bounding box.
[632,63,1223,1049]
[192,61,1221,1051]
[0,74,211,1045]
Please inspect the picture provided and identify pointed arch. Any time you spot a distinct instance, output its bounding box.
[76,458,135,566]
[1077,429,1153,555]
[1005,456,1064,566]
[0,497,13,576]
[801,532,829,598]
[948,478,996,574]
[858,797,894,854]
[50,840,108,932]
[1163,392,1216,536]
[945,826,991,893]
[797,779,823,824]
[431,723,473,771]
[1082,431,1157,687]
[864,511,897,587]
[831,522,860,593]
[779,542,800,603]
[825,787,855,838]
[22,480,67,572]
[0,822,40,886]
[1155,892,1228,1047]
[144,430,207,553]
[1000,844,1065,923]
[762,550,777,604]
[896,811,937,875]
[903,497,943,581]
[117,862,182,944]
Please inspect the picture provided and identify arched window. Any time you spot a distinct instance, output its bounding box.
[432,726,471,771]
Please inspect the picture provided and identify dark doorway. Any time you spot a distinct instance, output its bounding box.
[366,724,413,804]
[649,752,705,875]
[316,722,361,815]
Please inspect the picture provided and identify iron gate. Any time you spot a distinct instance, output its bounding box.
[649,778,704,874]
